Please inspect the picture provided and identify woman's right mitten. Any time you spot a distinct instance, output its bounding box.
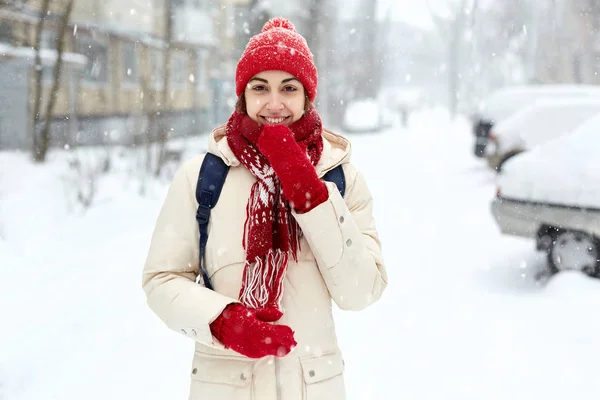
[209,303,297,358]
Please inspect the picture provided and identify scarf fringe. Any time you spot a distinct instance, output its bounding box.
[239,249,289,309]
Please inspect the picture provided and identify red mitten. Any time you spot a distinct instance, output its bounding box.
[255,307,283,322]
[257,125,329,213]
[209,303,297,358]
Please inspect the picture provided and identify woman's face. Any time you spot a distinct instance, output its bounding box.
[244,70,306,126]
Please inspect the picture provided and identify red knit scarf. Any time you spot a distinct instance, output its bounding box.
[226,108,323,314]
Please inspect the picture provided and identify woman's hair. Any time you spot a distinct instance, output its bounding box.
[235,92,313,114]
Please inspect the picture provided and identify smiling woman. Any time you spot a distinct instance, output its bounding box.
[142,16,387,400]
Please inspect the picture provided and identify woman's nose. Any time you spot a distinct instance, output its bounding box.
[266,92,284,111]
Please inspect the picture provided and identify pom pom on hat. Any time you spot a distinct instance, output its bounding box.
[261,17,296,32]
[235,17,318,102]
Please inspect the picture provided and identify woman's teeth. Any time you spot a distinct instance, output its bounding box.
[264,117,286,124]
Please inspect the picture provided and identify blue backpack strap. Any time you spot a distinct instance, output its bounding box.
[195,153,229,290]
[323,165,346,197]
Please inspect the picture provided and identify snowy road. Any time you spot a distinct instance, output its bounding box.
[2,108,600,399]
[336,109,600,399]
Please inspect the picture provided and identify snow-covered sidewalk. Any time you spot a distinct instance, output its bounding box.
[2,108,600,400]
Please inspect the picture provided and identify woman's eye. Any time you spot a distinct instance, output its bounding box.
[252,85,266,91]
[283,86,297,92]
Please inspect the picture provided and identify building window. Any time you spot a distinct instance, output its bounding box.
[40,29,57,49]
[122,41,139,85]
[151,49,164,89]
[0,20,14,44]
[77,36,109,84]
[171,51,188,88]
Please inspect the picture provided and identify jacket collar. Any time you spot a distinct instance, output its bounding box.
[208,124,352,178]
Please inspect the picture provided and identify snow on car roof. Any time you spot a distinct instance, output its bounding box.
[498,111,600,208]
[492,98,600,152]
[476,84,600,123]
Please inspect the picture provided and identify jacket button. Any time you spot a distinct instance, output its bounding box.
[346,239,352,247]
[309,370,315,377]
[181,329,187,335]
[339,216,345,223]
[191,329,197,336]
[192,368,197,374]
[240,372,247,381]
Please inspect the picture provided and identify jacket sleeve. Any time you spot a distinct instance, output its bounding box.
[142,158,236,349]
[292,163,387,311]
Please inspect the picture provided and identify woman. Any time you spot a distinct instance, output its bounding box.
[142,17,387,400]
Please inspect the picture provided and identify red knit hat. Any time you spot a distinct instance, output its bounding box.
[235,17,318,102]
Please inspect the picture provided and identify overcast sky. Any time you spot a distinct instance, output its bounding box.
[260,0,452,30]
[378,0,451,29]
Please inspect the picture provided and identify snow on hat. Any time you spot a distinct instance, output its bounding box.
[235,17,318,102]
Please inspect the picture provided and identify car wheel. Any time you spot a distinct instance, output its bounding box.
[547,230,600,277]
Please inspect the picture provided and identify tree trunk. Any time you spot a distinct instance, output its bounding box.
[447,0,477,119]
[306,0,329,118]
[36,0,74,162]
[31,0,50,161]
[361,0,379,98]
[448,19,461,119]
[155,0,173,177]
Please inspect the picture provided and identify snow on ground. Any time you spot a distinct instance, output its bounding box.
[2,107,600,400]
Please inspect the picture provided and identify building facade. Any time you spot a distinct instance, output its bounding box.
[0,0,221,150]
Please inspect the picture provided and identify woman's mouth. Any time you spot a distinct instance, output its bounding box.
[261,116,290,125]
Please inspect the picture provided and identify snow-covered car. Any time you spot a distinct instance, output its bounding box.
[471,84,600,157]
[491,113,600,277]
[342,98,394,133]
[485,98,600,172]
